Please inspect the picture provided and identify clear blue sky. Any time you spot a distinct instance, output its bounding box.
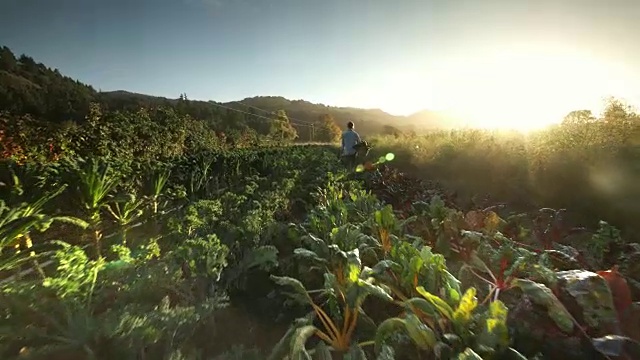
[1,0,639,126]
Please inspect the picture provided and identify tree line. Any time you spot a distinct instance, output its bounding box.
[0,46,344,161]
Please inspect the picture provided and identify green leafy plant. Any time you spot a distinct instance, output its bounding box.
[72,157,120,257]
[376,286,524,359]
[269,253,393,358]
[0,185,88,276]
[105,193,145,245]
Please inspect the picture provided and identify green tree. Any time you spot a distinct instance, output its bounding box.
[562,110,596,125]
[269,109,297,142]
[602,97,638,126]
[0,46,17,71]
[383,124,402,138]
[317,113,341,142]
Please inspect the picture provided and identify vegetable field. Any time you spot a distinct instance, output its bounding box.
[1,142,639,360]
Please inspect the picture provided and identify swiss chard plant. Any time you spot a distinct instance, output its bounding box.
[269,242,395,359]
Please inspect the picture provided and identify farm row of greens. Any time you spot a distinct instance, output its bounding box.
[0,145,337,359]
[1,144,639,360]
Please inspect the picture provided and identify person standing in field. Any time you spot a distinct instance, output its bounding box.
[341,121,361,170]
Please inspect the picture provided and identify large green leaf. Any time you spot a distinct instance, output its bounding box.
[592,335,640,359]
[268,319,312,360]
[477,300,509,350]
[330,224,376,250]
[466,252,493,274]
[290,325,317,360]
[366,260,401,284]
[404,314,437,350]
[455,348,483,360]
[312,342,332,360]
[346,249,362,283]
[375,318,406,354]
[434,342,453,359]
[404,297,438,318]
[51,216,90,229]
[344,344,368,360]
[294,248,328,265]
[442,270,462,304]
[346,279,392,309]
[416,286,454,320]
[409,254,424,275]
[271,275,310,305]
[374,205,397,229]
[375,345,395,360]
[242,245,279,271]
[0,215,43,248]
[511,279,574,333]
[556,270,617,329]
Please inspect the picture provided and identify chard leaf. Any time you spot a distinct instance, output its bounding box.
[290,325,317,360]
[511,279,574,333]
[404,314,437,350]
[416,286,454,320]
[375,318,406,354]
[453,288,477,326]
[271,275,310,305]
[455,348,483,360]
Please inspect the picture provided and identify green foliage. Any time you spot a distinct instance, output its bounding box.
[591,335,640,359]
[269,109,298,143]
[368,99,640,245]
[318,114,342,143]
[376,281,513,358]
[511,279,574,333]
[42,241,105,302]
[589,220,623,266]
[3,45,640,360]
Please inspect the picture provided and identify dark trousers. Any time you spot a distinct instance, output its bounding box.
[342,154,357,170]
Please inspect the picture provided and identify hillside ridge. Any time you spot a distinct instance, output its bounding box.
[0,45,458,135]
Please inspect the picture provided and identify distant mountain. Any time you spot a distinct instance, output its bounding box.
[406,109,467,129]
[226,96,408,135]
[228,96,467,134]
[0,45,462,136]
[98,93,421,135]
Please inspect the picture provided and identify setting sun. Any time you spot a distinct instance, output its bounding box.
[421,46,637,131]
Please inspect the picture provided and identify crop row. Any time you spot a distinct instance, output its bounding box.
[0,145,638,360]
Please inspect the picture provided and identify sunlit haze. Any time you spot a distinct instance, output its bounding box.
[1,0,639,130]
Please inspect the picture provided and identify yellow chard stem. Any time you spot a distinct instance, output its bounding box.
[388,285,408,302]
[342,306,351,337]
[315,329,335,346]
[345,308,359,345]
[312,303,341,341]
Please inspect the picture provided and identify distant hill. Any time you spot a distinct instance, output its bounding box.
[227,96,467,134]
[406,109,467,129]
[0,45,462,137]
[223,96,407,135]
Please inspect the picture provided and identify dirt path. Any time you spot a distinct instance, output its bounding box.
[208,304,290,358]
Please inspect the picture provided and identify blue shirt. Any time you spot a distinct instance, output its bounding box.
[341,129,361,156]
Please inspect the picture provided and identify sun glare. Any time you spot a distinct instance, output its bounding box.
[420,47,634,132]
